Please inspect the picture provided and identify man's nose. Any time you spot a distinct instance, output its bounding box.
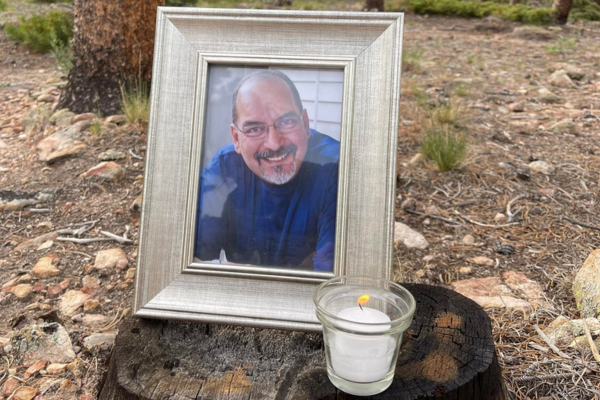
[262,125,283,150]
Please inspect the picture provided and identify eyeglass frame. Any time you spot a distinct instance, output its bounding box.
[232,111,306,140]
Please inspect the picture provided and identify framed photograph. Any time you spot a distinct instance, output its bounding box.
[134,7,404,331]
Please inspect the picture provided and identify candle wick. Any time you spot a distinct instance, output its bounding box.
[359,304,363,311]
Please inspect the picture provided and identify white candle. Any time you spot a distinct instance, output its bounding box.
[329,307,395,383]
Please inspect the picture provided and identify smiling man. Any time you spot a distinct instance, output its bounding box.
[194,69,339,272]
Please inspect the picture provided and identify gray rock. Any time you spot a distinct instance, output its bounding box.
[394,222,429,249]
[98,149,126,161]
[105,115,128,125]
[573,249,600,318]
[21,105,52,130]
[49,109,72,124]
[528,160,555,175]
[551,63,585,81]
[38,94,57,103]
[83,332,117,348]
[548,118,578,134]
[11,323,76,364]
[548,70,576,88]
[538,87,564,104]
[36,121,91,163]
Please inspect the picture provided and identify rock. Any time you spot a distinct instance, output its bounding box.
[462,234,475,245]
[32,254,60,278]
[494,213,507,222]
[124,268,136,280]
[36,240,54,251]
[451,277,531,310]
[0,139,8,148]
[83,332,117,348]
[46,363,67,375]
[468,256,495,267]
[12,323,75,363]
[408,153,423,165]
[49,109,73,125]
[538,87,564,104]
[38,94,56,103]
[59,290,91,316]
[11,284,33,299]
[24,360,46,379]
[36,122,91,163]
[81,276,100,295]
[82,314,108,328]
[508,101,525,112]
[72,113,97,123]
[503,271,550,309]
[17,274,32,283]
[424,205,439,215]
[83,299,100,311]
[394,222,429,249]
[130,194,142,211]
[80,161,125,180]
[550,63,585,81]
[2,377,19,397]
[573,249,600,318]
[47,279,70,296]
[458,267,472,274]
[548,118,577,134]
[105,114,128,125]
[14,232,58,253]
[529,160,555,175]
[94,248,128,271]
[511,26,555,41]
[495,242,515,255]
[98,149,126,161]
[21,106,52,130]
[12,386,37,400]
[548,70,576,88]
[400,198,416,212]
[570,318,600,336]
[0,188,57,212]
[33,282,46,292]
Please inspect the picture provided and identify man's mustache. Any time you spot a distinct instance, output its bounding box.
[254,144,297,163]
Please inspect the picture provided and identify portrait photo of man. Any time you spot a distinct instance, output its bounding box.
[194,67,342,272]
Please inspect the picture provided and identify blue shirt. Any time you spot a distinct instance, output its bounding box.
[195,130,339,271]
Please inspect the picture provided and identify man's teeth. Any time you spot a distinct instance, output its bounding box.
[266,153,287,161]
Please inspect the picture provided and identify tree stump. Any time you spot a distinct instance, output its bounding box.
[99,284,507,399]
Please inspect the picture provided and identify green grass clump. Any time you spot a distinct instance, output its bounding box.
[120,79,150,124]
[0,0,7,11]
[390,0,557,25]
[569,0,600,21]
[5,11,73,53]
[545,37,576,54]
[421,125,468,172]
[89,121,103,136]
[402,48,425,73]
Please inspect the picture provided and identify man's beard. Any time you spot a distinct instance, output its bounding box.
[255,144,298,185]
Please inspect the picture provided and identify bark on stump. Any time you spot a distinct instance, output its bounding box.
[99,284,507,399]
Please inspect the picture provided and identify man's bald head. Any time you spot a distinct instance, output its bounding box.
[231,70,303,125]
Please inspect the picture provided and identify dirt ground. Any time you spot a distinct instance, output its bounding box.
[1,3,600,399]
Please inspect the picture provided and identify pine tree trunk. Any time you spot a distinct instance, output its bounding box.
[58,0,164,115]
[365,0,385,11]
[552,0,573,24]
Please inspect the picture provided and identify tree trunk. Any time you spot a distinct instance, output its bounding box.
[365,0,385,11]
[99,284,507,400]
[58,0,164,115]
[552,0,574,24]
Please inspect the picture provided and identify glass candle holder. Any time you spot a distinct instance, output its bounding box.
[314,275,416,396]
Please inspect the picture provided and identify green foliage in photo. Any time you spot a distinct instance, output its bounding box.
[5,11,73,54]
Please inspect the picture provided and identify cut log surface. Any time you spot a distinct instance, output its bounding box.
[99,284,507,400]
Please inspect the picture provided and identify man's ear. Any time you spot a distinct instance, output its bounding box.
[230,124,241,154]
[302,109,310,137]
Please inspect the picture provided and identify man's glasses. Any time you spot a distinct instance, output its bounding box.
[234,114,303,139]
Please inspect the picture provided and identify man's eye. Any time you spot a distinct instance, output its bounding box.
[279,118,297,127]
[245,126,263,134]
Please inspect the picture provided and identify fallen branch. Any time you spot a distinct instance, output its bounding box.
[57,237,113,244]
[562,216,600,232]
[454,211,519,228]
[583,320,600,362]
[100,230,133,244]
[533,324,571,359]
[404,209,465,227]
[129,149,143,160]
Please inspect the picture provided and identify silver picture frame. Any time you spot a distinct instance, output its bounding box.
[134,7,404,331]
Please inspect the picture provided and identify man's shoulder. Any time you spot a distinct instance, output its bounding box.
[307,130,340,164]
[205,143,240,171]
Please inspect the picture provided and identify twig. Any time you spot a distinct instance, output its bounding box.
[404,208,465,227]
[57,237,113,244]
[534,324,572,359]
[454,211,519,228]
[583,320,600,362]
[506,194,525,223]
[100,230,133,244]
[562,216,600,232]
[514,372,577,383]
[26,208,52,213]
[129,149,143,160]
